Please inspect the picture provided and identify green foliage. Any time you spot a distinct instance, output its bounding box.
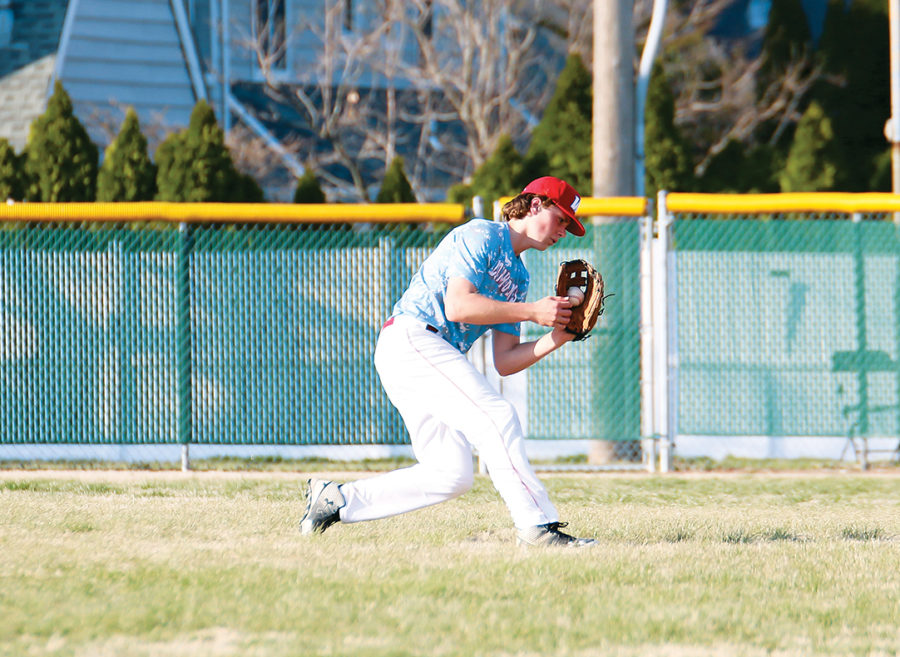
[699,141,781,194]
[813,0,889,190]
[375,157,416,203]
[154,131,187,201]
[96,108,157,202]
[235,172,265,203]
[155,100,260,202]
[445,183,473,207]
[447,134,542,209]
[817,0,845,74]
[0,138,26,201]
[526,54,592,193]
[869,148,892,192]
[779,102,840,192]
[644,63,694,196]
[293,169,327,203]
[25,81,98,201]
[757,0,812,103]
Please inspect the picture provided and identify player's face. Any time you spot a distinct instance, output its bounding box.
[530,202,571,249]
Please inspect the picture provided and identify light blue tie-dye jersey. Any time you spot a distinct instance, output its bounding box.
[392,219,529,353]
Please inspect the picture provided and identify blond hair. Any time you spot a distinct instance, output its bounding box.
[500,194,554,221]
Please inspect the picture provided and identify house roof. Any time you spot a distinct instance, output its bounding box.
[0,0,201,153]
[0,54,56,151]
[0,0,68,79]
[0,0,68,151]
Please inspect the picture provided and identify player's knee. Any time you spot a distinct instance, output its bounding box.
[491,402,522,446]
[443,468,474,498]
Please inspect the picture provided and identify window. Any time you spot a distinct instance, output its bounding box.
[254,0,286,69]
[421,0,433,40]
[343,0,353,32]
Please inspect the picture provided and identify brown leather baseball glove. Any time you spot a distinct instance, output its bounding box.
[555,259,606,341]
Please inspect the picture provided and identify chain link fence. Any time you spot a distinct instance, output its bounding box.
[0,202,644,467]
[522,218,643,465]
[12,197,896,471]
[664,195,900,469]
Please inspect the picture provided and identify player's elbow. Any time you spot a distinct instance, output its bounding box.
[444,277,477,323]
[444,300,465,323]
[493,358,521,378]
[444,293,470,323]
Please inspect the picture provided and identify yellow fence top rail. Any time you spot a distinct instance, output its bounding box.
[497,196,647,217]
[667,193,900,214]
[0,202,467,224]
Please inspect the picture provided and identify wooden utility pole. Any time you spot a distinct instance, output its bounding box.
[593,0,635,197]
[591,0,636,465]
[889,0,900,196]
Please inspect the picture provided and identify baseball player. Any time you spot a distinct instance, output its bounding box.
[300,176,596,547]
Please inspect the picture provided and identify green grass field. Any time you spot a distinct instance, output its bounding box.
[2,469,899,657]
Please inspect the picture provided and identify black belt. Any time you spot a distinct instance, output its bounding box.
[382,316,438,333]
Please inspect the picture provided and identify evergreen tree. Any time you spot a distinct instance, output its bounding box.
[644,63,693,196]
[234,172,264,202]
[375,157,416,203]
[96,108,157,202]
[526,54,592,193]
[813,0,889,190]
[817,0,844,74]
[25,81,98,201]
[154,131,188,201]
[0,138,25,201]
[293,169,327,203]
[155,100,249,202]
[779,101,840,192]
[447,134,536,208]
[757,0,812,103]
[698,141,780,194]
[869,148,893,192]
[445,182,473,206]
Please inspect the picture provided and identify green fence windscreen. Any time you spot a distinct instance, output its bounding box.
[673,216,900,440]
[0,219,642,447]
[524,220,642,441]
[1,223,442,445]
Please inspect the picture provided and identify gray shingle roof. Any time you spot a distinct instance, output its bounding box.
[0,0,68,152]
[0,54,55,151]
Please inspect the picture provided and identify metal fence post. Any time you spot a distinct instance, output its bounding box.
[640,210,657,472]
[654,191,674,472]
[176,222,193,471]
[852,212,870,470]
[664,195,679,472]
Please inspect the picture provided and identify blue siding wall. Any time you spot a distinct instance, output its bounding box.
[59,0,199,145]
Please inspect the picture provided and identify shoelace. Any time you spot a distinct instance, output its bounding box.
[546,522,576,539]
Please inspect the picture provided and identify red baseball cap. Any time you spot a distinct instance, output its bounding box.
[522,176,585,237]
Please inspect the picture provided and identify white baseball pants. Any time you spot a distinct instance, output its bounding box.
[338,315,559,530]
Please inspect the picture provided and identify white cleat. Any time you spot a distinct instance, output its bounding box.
[299,479,345,535]
[517,522,597,548]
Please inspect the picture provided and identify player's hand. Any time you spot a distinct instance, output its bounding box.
[531,296,572,329]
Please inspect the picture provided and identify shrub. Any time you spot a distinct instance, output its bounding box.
[96,108,157,201]
[0,138,25,201]
[447,135,538,209]
[25,81,98,201]
[376,157,416,203]
[293,169,326,203]
[526,54,592,193]
[156,100,260,202]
